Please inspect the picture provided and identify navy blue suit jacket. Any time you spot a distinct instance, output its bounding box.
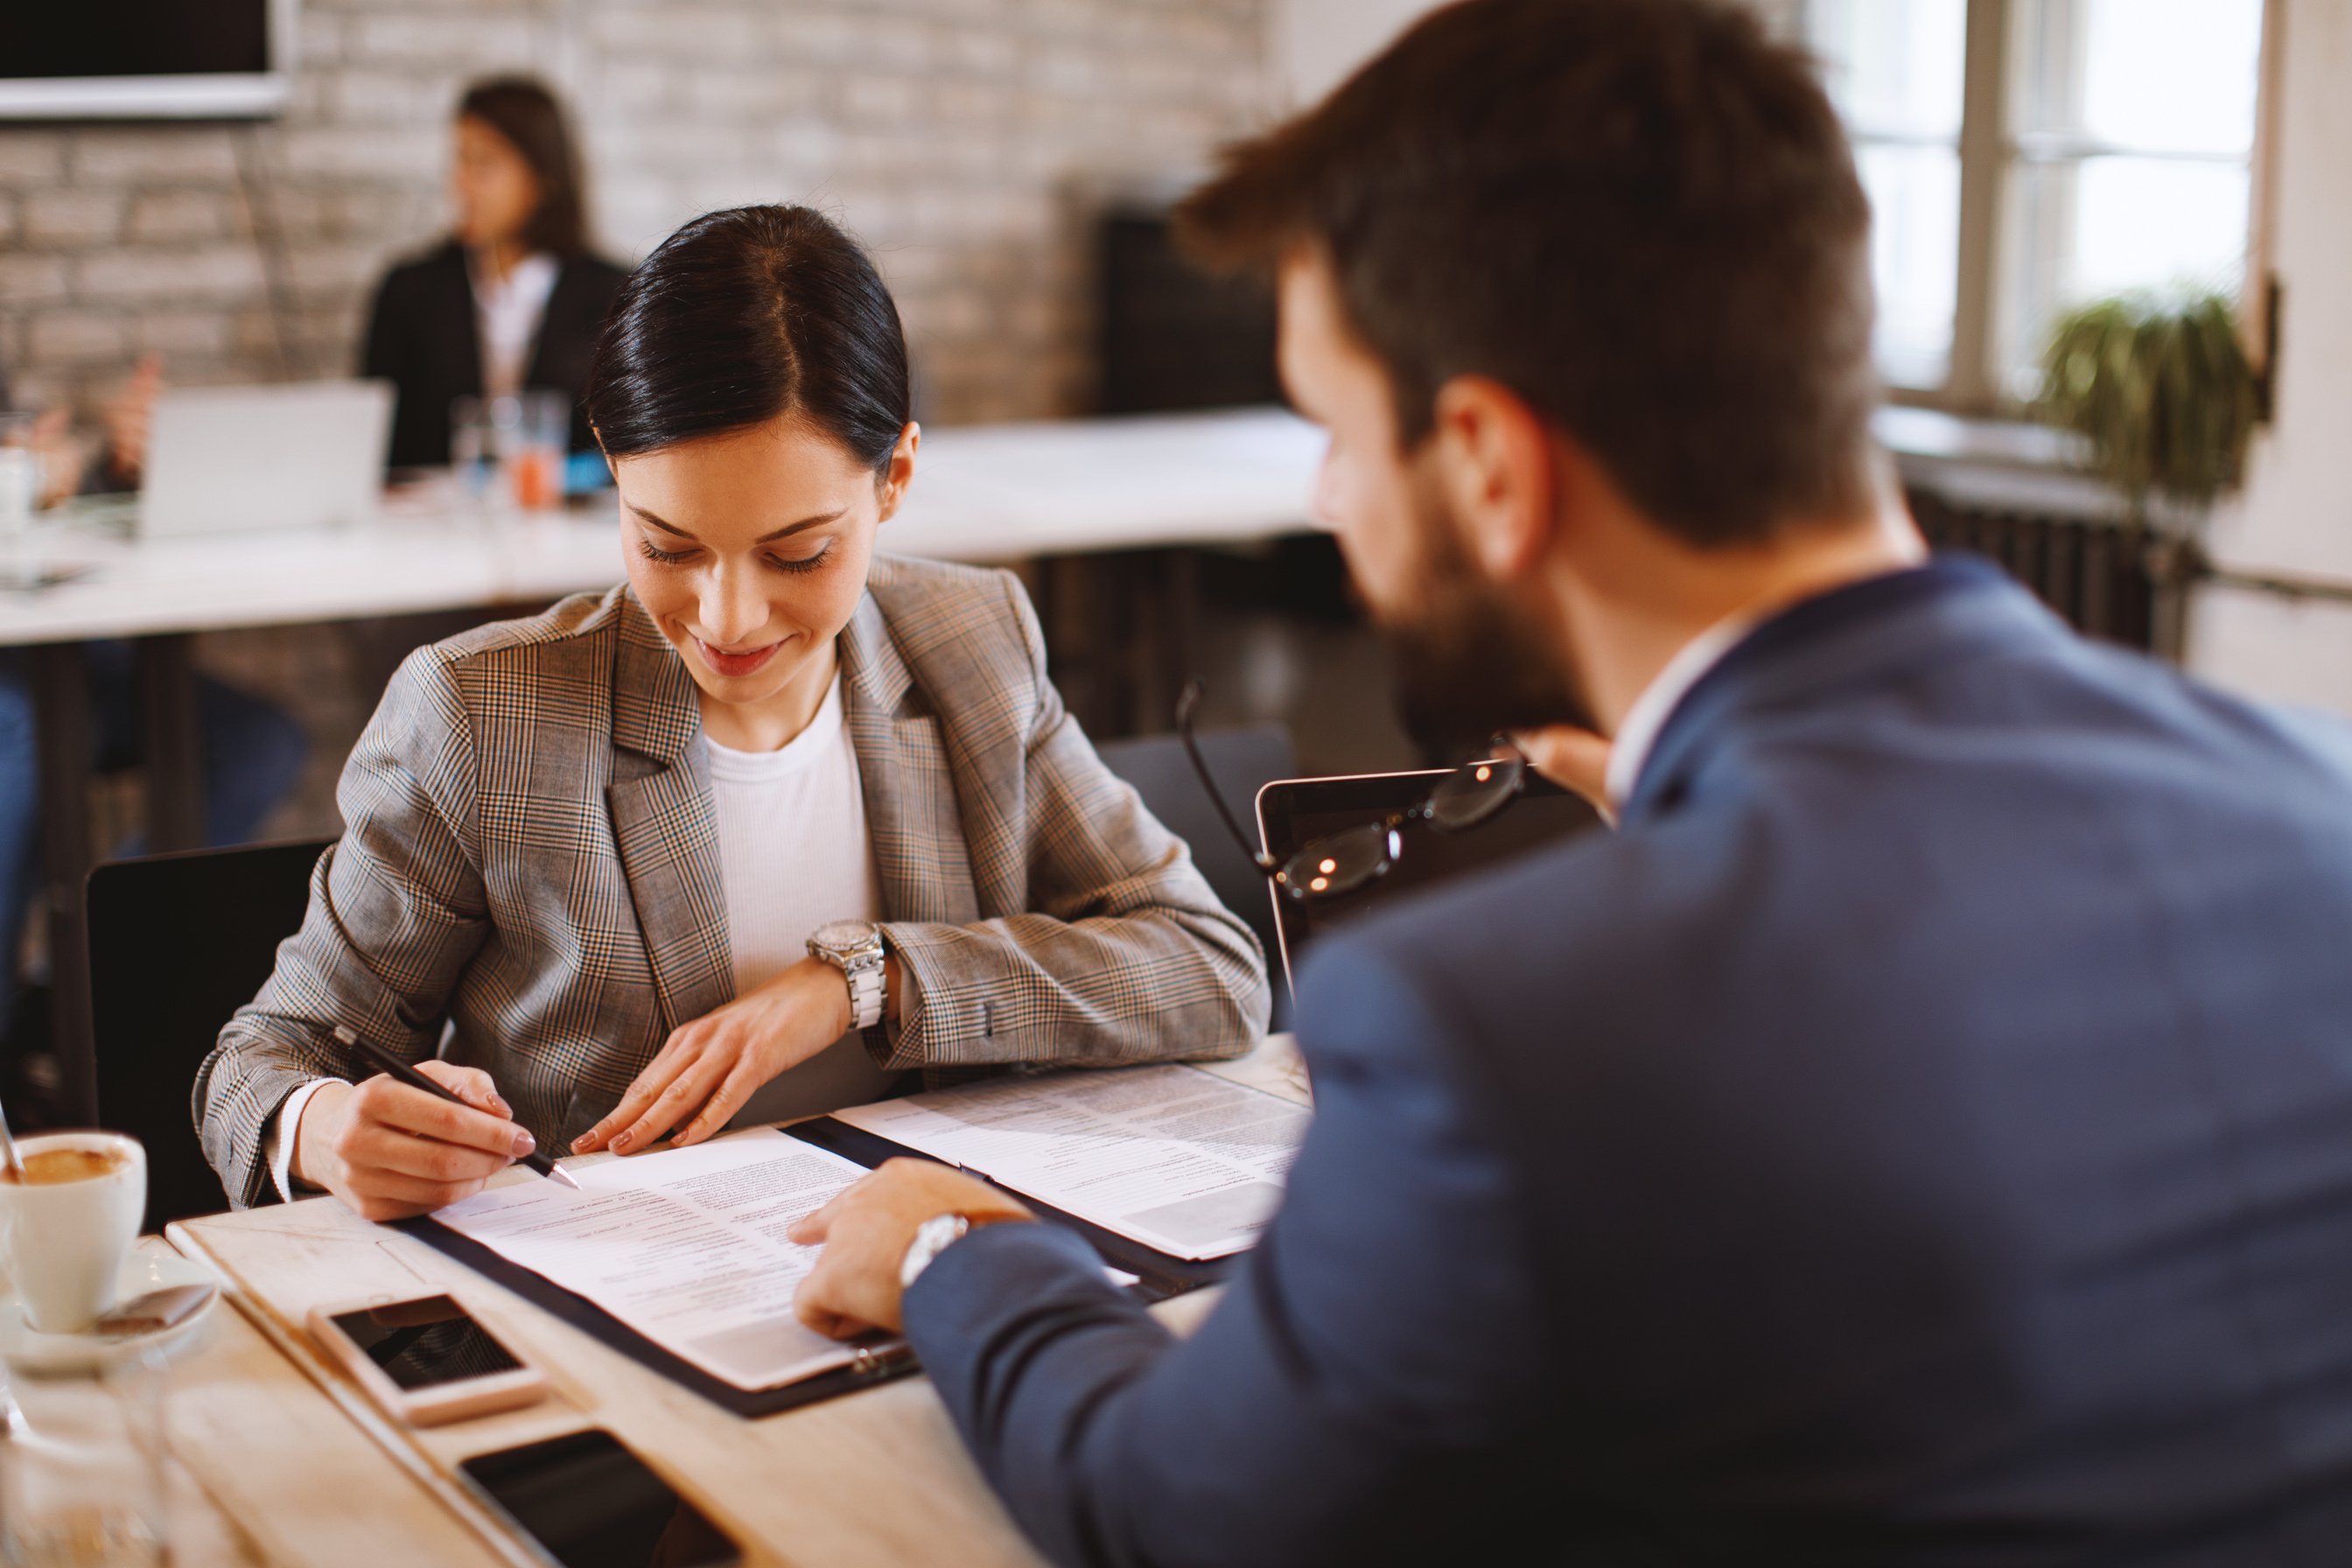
[905,560,2352,1566]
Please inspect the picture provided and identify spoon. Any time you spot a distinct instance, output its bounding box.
[0,1097,20,1433]
[94,1284,216,1340]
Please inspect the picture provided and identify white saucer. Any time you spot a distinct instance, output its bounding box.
[0,1250,222,1376]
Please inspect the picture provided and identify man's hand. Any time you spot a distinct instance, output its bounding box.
[296,1061,532,1222]
[573,957,855,1157]
[1510,724,1613,813]
[788,1159,1033,1338]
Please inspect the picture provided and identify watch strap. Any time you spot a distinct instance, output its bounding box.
[843,956,886,1031]
[808,923,887,1031]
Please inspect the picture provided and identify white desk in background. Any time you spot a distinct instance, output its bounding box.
[0,408,1324,1119]
[0,409,1324,643]
[894,405,1327,560]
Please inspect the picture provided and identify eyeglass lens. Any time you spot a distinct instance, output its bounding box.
[1278,753,1525,900]
[1425,754,1524,831]
[1280,821,1400,900]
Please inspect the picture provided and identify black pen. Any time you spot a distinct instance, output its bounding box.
[332,1026,582,1191]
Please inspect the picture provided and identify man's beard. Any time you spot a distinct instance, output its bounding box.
[1376,486,1593,758]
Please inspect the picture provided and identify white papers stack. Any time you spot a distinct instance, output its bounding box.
[831,1063,1311,1261]
[435,1129,878,1391]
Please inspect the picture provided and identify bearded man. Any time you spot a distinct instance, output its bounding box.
[789,2,2352,1563]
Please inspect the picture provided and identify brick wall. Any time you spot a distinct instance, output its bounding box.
[0,0,1272,427]
[0,0,1271,843]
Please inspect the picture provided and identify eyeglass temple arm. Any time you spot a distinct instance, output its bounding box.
[1175,680,1281,876]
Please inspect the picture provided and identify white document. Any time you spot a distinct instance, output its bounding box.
[830,1064,1311,1261]
[434,1128,878,1391]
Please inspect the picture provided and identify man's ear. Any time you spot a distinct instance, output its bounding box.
[1429,376,1557,579]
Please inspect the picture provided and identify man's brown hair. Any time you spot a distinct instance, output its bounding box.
[1176,0,1878,548]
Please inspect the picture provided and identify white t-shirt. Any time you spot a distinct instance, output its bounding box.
[703,674,900,1125]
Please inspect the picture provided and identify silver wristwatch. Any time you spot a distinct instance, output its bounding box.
[900,1213,971,1290]
[808,920,887,1032]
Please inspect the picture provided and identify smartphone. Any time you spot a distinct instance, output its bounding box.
[307,1293,549,1427]
[458,1429,745,1568]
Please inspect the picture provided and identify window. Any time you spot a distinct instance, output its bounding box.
[1804,0,2270,409]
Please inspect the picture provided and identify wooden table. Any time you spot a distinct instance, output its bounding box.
[155,1042,1308,1566]
[0,410,1323,1122]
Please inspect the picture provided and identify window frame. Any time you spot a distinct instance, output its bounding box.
[1803,0,2282,417]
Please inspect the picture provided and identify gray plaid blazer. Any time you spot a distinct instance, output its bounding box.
[194,555,1270,1208]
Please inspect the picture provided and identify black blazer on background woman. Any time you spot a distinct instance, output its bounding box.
[359,240,629,471]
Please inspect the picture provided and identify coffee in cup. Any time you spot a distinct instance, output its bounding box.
[0,1147,132,1186]
[0,1132,146,1334]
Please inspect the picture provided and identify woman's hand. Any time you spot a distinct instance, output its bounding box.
[24,408,88,506]
[102,354,163,486]
[295,1061,533,1222]
[573,958,854,1157]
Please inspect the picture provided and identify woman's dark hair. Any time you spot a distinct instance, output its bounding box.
[583,206,911,472]
[456,75,591,258]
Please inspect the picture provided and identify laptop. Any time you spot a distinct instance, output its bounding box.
[139,380,394,537]
[1254,766,1602,995]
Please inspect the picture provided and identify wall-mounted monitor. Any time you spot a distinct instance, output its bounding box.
[1,0,295,121]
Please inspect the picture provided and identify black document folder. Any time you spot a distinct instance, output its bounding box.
[400,1116,1236,1419]
[397,1214,914,1418]
[783,1116,1236,1298]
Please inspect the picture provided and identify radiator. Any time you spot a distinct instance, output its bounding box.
[1906,486,2156,652]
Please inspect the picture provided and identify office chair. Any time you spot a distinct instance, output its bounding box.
[86,836,334,1230]
[1096,724,1297,1029]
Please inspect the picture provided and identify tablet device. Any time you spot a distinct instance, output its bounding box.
[1254,766,1601,992]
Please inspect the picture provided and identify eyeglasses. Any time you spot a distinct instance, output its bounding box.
[1174,679,1528,903]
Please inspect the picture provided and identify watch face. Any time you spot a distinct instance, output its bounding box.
[812,920,880,955]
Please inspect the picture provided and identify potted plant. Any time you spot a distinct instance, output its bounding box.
[2033,288,2262,660]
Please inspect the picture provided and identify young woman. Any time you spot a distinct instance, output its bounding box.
[360,76,629,471]
[197,205,1271,1220]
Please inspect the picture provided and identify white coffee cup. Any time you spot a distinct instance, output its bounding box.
[0,1132,146,1334]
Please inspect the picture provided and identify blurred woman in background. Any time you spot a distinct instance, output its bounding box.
[360,76,627,472]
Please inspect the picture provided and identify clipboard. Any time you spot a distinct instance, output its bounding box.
[399,1118,1237,1419]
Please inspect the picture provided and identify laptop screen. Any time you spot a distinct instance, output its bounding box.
[1254,767,1601,990]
